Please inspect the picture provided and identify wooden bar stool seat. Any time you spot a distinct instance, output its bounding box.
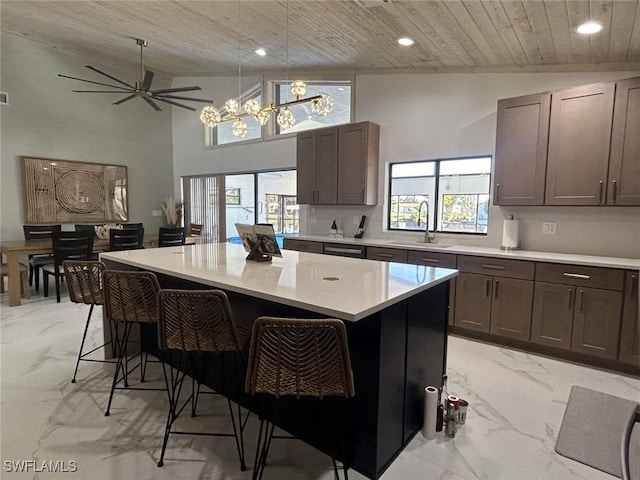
[0,263,30,299]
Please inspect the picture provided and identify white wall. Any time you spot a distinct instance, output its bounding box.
[171,70,640,259]
[0,34,175,241]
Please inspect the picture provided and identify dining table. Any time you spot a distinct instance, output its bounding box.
[0,234,166,307]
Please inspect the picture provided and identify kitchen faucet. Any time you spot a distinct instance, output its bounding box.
[417,199,434,243]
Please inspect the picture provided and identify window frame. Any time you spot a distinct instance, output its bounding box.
[387,155,492,236]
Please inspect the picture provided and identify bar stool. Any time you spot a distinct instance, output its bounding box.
[103,269,162,416]
[0,263,30,299]
[63,260,116,383]
[156,289,249,469]
[245,317,355,480]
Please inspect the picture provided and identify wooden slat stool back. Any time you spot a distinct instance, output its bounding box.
[245,317,355,480]
[156,289,249,470]
[102,269,161,417]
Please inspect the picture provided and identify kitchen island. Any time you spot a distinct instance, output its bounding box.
[101,243,457,479]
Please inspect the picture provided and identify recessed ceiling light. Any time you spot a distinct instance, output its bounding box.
[255,48,267,56]
[577,21,602,35]
[398,37,414,47]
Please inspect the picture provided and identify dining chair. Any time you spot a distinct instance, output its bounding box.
[62,260,116,383]
[187,223,204,237]
[103,269,162,417]
[245,317,355,480]
[156,289,250,469]
[158,227,186,247]
[109,227,144,251]
[42,231,94,303]
[22,224,62,292]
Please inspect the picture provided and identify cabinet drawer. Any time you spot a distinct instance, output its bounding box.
[535,263,624,290]
[458,255,534,280]
[407,250,457,269]
[282,238,323,254]
[366,247,408,263]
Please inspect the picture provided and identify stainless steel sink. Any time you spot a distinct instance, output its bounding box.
[386,241,453,248]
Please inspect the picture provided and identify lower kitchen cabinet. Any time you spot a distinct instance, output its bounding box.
[454,273,533,340]
[366,247,407,263]
[454,256,534,341]
[282,238,323,254]
[531,263,624,360]
[619,271,639,365]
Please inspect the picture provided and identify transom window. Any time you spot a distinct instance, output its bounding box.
[388,156,491,235]
[273,80,352,134]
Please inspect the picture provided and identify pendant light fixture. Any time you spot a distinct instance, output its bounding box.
[199,0,333,136]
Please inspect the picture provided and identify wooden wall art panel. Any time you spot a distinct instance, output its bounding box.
[22,156,128,224]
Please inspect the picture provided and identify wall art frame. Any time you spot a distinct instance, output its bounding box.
[22,156,129,224]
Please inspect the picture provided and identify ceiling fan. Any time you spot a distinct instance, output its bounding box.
[58,38,212,111]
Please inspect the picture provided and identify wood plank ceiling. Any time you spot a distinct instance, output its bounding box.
[2,1,639,77]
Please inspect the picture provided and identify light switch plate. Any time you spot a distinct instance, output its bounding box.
[542,221,557,234]
[152,210,163,217]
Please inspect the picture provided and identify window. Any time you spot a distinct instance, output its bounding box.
[225,187,241,205]
[273,80,352,135]
[388,156,491,234]
[182,169,299,245]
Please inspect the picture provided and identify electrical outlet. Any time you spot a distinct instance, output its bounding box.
[152,210,163,217]
[353,216,360,225]
[310,217,317,224]
[542,221,557,234]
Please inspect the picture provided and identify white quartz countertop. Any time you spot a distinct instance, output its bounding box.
[288,235,640,270]
[100,243,457,322]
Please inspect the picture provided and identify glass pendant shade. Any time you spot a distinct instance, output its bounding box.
[277,107,296,130]
[290,80,307,99]
[254,109,271,126]
[225,98,240,115]
[232,118,248,137]
[244,98,261,116]
[311,94,335,116]
[200,106,221,127]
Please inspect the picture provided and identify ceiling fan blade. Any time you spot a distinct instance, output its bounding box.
[151,95,197,111]
[151,86,202,94]
[58,74,131,91]
[142,96,162,111]
[113,94,138,105]
[142,70,155,91]
[72,90,133,93]
[153,94,213,103]
[85,66,135,89]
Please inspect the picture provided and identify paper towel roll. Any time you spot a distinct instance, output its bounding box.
[502,219,520,249]
[422,386,439,439]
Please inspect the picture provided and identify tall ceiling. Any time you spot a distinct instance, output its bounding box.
[2,0,640,78]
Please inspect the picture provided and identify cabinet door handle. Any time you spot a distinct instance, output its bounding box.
[598,180,604,205]
[563,273,591,280]
[298,244,308,250]
[494,279,500,298]
[361,187,365,202]
[420,258,440,263]
[485,278,491,297]
[377,253,394,258]
[567,288,573,309]
[612,180,618,204]
[495,183,500,203]
[482,264,505,271]
[632,274,638,299]
[578,289,584,312]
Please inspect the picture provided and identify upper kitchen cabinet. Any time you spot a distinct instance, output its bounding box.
[296,121,379,205]
[608,76,640,206]
[296,127,338,204]
[494,92,550,205]
[337,122,379,205]
[545,82,615,205]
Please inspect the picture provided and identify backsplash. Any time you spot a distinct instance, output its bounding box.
[301,204,640,259]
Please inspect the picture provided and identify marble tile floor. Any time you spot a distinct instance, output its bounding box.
[1,290,639,480]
